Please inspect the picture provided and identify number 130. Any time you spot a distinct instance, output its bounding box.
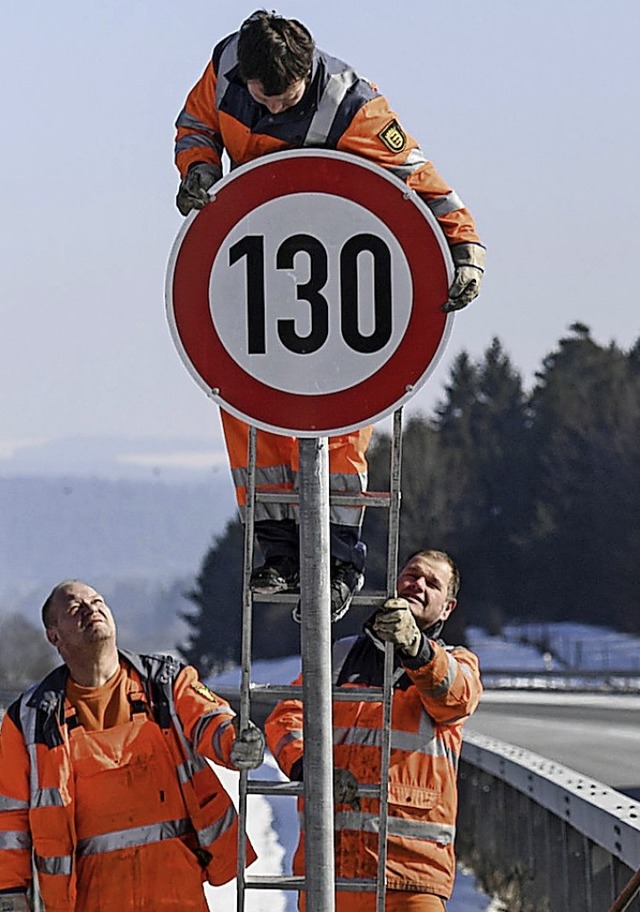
[229,233,393,355]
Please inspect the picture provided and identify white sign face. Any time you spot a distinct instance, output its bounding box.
[209,193,413,395]
[166,149,453,436]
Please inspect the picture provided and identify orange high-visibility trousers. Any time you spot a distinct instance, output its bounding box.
[221,411,372,563]
[300,892,446,911]
[69,712,209,911]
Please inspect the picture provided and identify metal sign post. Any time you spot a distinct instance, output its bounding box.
[298,436,335,912]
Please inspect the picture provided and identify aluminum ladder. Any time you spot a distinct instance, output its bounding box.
[234,408,404,912]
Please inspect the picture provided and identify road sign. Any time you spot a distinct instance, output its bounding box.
[166,149,453,436]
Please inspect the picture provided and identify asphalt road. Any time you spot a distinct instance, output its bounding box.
[467,691,640,798]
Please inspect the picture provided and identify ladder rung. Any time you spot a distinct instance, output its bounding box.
[255,491,395,508]
[247,779,302,796]
[252,591,389,607]
[245,875,378,892]
[246,779,383,799]
[245,875,304,890]
[247,683,387,703]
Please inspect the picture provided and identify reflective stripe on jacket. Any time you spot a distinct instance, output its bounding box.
[175,33,482,249]
[265,633,482,899]
[0,651,256,910]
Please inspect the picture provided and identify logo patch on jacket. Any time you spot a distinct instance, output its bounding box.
[379,120,406,153]
[191,681,219,703]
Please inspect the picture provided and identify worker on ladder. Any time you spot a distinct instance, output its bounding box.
[265,550,483,910]
[173,11,486,623]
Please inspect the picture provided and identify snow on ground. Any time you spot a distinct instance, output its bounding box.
[466,626,551,670]
[500,621,640,670]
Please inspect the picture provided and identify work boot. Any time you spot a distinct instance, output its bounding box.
[250,556,299,595]
[330,559,364,622]
[292,559,364,623]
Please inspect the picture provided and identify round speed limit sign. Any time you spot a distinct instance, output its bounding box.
[166,149,453,436]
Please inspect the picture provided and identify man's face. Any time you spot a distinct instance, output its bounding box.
[46,582,116,657]
[396,555,456,631]
[246,78,307,114]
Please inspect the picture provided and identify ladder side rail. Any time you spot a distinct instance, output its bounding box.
[236,424,259,912]
[376,407,404,912]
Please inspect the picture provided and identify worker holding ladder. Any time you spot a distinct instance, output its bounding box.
[266,549,483,911]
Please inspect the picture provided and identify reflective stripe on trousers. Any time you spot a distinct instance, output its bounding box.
[300,891,447,911]
[221,410,372,527]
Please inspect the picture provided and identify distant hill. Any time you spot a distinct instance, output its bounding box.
[0,473,236,627]
[0,434,229,482]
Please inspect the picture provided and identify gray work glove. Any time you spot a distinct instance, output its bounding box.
[230,718,266,770]
[334,767,360,810]
[0,894,31,912]
[176,162,221,216]
[372,597,422,657]
[443,243,486,312]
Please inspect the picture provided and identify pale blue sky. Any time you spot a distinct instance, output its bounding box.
[1,0,638,464]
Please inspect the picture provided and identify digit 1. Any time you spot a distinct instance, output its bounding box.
[229,235,266,354]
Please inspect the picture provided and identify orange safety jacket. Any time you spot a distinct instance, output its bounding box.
[175,33,483,250]
[265,632,482,899]
[175,35,483,534]
[0,651,256,911]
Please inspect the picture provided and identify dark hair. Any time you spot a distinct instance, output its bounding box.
[237,10,314,96]
[404,550,461,600]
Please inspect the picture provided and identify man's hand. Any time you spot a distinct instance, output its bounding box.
[443,243,486,312]
[176,162,221,216]
[334,767,360,810]
[230,718,265,770]
[372,598,422,656]
[0,894,31,912]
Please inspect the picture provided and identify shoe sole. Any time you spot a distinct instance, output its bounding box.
[330,572,364,623]
[251,580,287,595]
[292,573,365,624]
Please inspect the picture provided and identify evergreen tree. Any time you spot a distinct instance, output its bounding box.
[524,323,640,626]
[180,518,244,674]
[431,340,530,629]
[180,518,302,669]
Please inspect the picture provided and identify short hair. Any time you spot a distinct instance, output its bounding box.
[403,550,460,600]
[237,10,315,96]
[42,580,78,628]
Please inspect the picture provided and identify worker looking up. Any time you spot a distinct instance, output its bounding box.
[265,549,483,910]
[0,580,264,912]
[174,11,486,623]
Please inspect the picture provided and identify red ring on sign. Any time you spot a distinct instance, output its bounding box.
[168,152,450,434]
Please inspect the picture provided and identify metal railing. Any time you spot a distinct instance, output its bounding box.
[457,730,640,912]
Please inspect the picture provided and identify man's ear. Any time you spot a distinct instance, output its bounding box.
[442,598,457,621]
[46,627,59,648]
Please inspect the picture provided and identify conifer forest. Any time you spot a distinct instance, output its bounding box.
[181,324,640,673]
